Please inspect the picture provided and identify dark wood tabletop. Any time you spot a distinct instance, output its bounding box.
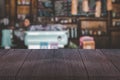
[0,49,120,80]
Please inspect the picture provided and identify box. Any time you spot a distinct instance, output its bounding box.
[82,41,95,49]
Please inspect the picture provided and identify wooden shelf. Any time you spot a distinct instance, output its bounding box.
[38,8,53,11]
[37,21,55,24]
[109,27,120,31]
[80,35,108,37]
[112,2,120,4]
[54,23,77,25]
[54,16,77,18]
[79,17,107,21]
[112,18,120,20]
[93,35,108,37]
[17,4,30,6]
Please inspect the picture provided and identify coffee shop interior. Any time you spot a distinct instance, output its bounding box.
[0,0,120,49]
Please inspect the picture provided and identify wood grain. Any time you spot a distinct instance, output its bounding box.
[79,49,120,80]
[102,49,120,72]
[17,50,55,80]
[0,50,9,57]
[54,49,87,80]
[0,49,119,80]
[0,49,31,80]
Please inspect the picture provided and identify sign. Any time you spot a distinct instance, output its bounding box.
[40,42,48,49]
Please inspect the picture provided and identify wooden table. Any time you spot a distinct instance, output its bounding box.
[0,49,120,80]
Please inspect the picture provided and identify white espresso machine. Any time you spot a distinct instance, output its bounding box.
[24,31,69,49]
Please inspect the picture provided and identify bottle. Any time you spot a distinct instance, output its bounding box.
[82,29,85,36]
[84,27,88,35]
[71,27,74,38]
[112,12,116,18]
[69,18,72,23]
[69,28,71,38]
[67,28,70,38]
[97,25,102,36]
[89,29,93,35]
[113,21,116,27]
[75,28,77,38]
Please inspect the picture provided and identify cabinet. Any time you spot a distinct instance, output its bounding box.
[80,20,107,36]
[79,18,109,48]
[110,1,120,48]
[111,31,120,48]
[111,1,120,30]
[16,0,32,21]
[78,0,109,48]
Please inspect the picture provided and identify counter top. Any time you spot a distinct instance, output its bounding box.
[0,49,120,80]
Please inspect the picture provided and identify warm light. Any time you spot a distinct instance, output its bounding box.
[95,0,101,17]
[107,0,113,11]
[71,0,78,15]
[82,0,89,12]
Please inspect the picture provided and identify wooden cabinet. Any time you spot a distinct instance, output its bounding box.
[111,31,120,48]
[110,1,120,48]
[78,0,109,48]
[111,1,120,29]
[94,36,109,49]
[79,19,109,48]
[80,20,107,36]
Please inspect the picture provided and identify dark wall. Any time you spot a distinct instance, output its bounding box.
[111,32,120,49]
[0,0,5,18]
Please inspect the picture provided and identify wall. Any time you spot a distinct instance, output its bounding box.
[111,32,120,48]
[10,0,15,21]
[0,0,5,18]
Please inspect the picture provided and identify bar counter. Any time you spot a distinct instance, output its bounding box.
[0,49,120,80]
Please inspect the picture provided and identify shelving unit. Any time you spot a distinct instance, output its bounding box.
[16,0,32,21]
[37,0,54,17]
[36,0,54,24]
[112,2,120,28]
[110,1,120,48]
[77,0,109,49]
[35,0,110,48]
[3,0,120,49]
[2,0,111,48]
[53,16,79,45]
[80,21,107,36]
[79,17,107,21]
[36,0,79,46]
[79,19,110,48]
[54,0,68,16]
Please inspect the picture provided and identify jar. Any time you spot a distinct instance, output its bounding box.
[98,30,102,36]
